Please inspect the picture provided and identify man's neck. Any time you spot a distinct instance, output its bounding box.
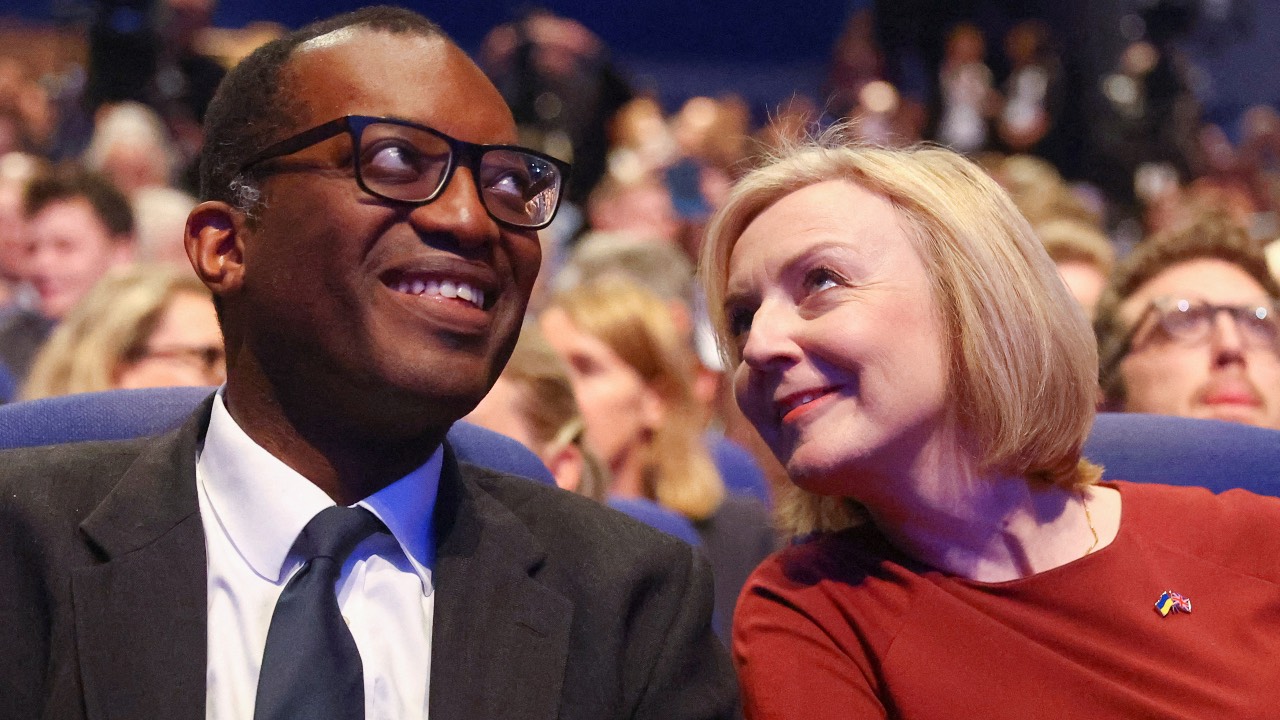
[223,379,448,505]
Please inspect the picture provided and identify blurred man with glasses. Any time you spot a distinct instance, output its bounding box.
[0,7,736,720]
[1096,212,1280,429]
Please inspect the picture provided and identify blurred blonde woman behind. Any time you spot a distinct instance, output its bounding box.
[21,264,224,399]
[541,276,775,638]
[467,323,607,501]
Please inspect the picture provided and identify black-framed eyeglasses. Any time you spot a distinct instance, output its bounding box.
[238,115,571,230]
[1124,296,1280,351]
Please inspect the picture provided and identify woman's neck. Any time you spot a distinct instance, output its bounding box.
[863,470,1118,583]
[607,449,648,499]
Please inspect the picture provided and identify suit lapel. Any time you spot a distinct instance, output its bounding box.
[73,399,212,720]
[429,447,574,720]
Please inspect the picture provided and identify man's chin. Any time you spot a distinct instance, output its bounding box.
[1199,404,1268,428]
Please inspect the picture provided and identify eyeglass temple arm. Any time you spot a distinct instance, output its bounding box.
[239,118,351,172]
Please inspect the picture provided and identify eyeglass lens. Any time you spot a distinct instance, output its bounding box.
[356,122,562,228]
[1158,298,1280,347]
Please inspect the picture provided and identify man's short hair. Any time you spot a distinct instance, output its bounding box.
[1094,211,1280,409]
[23,165,134,238]
[199,6,446,212]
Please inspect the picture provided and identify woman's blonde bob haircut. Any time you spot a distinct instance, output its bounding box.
[700,137,1101,536]
[21,264,212,400]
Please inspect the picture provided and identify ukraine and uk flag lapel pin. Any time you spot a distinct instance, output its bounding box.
[1155,589,1192,617]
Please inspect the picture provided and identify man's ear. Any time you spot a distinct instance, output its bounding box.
[186,201,247,295]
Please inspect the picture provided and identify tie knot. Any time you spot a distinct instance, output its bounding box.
[292,505,386,563]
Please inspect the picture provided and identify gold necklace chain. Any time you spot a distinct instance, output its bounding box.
[1082,489,1099,554]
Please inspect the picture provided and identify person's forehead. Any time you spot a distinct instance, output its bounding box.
[30,198,110,237]
[282,27,517,144]
[1120,257,1272,322]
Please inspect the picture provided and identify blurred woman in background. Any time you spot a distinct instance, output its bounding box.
[540,276,775,638]
[22,264,223,399]
[466,323,607,501]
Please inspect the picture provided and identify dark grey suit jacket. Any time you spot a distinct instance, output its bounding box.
[0,399,738,719]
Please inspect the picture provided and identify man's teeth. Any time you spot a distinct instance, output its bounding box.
[393,278,485,308]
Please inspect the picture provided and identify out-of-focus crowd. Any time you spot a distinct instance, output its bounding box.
[1,2,1278,509]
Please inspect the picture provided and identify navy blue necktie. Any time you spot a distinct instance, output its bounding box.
[254,506,386,720]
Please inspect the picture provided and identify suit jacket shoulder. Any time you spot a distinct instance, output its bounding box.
[431,460,740,720]
[0,406,208,720]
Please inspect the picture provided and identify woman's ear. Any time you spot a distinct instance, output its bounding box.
[186,201,247,296]
[639,385,667,431]
[545,442,585,494]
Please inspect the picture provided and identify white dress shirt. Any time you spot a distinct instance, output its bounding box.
[197,391,438,720]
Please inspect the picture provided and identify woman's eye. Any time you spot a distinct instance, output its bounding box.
[803,268,842,294]
[727,306,754,339]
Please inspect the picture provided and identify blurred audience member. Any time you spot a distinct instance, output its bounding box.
[0,57,54,155]
[83,102,178,196]
[824,9,884,121]
[997,21,1065,159]
[1036,218,1115,318]
[1090,37,1201,222]
[540,277,775,638]
[934,23,996,154]
[481,9,631,205]
[608,96,678,182]
[559,232,778,506]
[0,152,44,309]
[1096,213,1280,429]
[467,323,608,501]
[994,154,1101,228]
[467,322,706,548]
[132,185,198,267]
[585,175,681,244]
[0,167,136,382]
[22,264,222,399]
[85,0,224,127]
[558,233,695,319]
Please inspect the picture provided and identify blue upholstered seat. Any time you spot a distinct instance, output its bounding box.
[0,386,556,485]
[1083,412,1280,496]
[0,387,714,543]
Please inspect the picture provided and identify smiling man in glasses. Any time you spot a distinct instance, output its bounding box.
[0,7,736,720]
[1096,212,1280,429]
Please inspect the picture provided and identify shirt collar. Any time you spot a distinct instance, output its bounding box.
[197,390,441,592]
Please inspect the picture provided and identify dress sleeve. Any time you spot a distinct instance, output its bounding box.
[733,558,887,720]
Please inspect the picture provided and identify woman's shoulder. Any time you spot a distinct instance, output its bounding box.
[736,524,921,682]
[1115,479,1280,526]
[743,523,919,615]
[1114,480,1280,579]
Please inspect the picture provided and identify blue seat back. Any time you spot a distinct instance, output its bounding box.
[1084,412,1280,496]
[0,387,556,485]
[606,496,701,546]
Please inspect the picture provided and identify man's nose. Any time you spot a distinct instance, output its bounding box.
[408,167,500,249]
[25,243,52,272]
[1209,309,1248,364]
